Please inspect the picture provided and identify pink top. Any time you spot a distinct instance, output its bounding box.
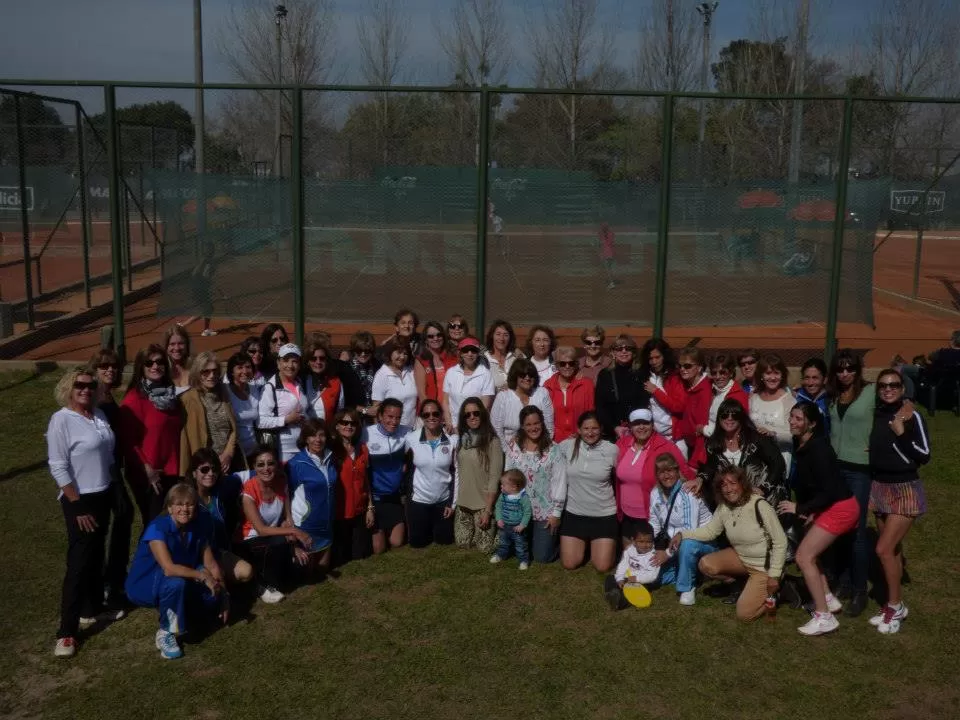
[599,226,615,259]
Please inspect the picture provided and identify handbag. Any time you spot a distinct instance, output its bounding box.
[255,382,280,449]
[653,486,681,550]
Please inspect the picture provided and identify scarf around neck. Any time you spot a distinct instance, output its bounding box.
[141,378,177,411]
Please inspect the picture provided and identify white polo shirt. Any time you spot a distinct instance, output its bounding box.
[371,365,418,427]
[443,364,495,423]
[404,428,458,505]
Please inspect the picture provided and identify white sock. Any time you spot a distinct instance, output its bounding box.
[889,602,903,612]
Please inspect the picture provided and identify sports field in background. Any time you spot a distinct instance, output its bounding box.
[1,368,958,719]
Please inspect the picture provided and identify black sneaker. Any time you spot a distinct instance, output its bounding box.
[721,588,743,605]
[605,588,624,611]
[845,591,868,618]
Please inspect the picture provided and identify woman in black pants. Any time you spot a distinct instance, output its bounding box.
[238,446,313,604]
[47,367,124,658]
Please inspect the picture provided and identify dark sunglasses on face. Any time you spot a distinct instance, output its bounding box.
[679,363,697,370]
[719,411,740,420]
[146,358,166,368]
[196,465,215,475]
[613,345,632,352]
[739,359,757,367]
[464,410,481,419]
[584,340,602,347]
[73,381,96,390]
[460,347,479,354]
[836,365,858,374]
[337,419,358,427]
[448,323,465,330]
[519,372,536,379]
[247,348,262,355]
[556,360,578,368]
[421,411,442,419]
[355,348,372,355]
[426,333,443,339]
[271,336,285,344]
[311,355,327,362]
[878,381,903,390]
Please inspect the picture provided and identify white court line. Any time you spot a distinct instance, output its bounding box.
[302,226,721,238]
[878,232,958,241]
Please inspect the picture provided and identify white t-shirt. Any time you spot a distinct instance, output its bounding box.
[372,365,418,427]
[443,364,495,424]
[227,383,262,458]
[749,391,795,470]
[490,387,555,452]
[404,429,458,505]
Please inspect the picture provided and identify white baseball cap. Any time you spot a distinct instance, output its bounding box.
[278,343,302,358]
[628,408,653,423]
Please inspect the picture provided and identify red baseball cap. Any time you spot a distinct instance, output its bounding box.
[457,337,481,351]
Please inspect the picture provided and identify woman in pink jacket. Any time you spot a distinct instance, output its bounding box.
[615,408,692,548]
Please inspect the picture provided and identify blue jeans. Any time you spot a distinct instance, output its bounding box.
[842,468,872,592]
[530,520,559,564]
[496,527,530,563]
[658,539,718,592]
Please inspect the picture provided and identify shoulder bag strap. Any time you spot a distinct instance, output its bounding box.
[754,498,773,573]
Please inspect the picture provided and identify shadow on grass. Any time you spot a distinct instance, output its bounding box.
[0,460,48,483]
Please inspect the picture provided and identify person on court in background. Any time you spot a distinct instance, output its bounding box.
[488,200,506,258]
[598,222,617,289]
[193,242,217,337]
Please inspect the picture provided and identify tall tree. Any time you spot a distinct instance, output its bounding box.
[436,0,512,86]
[0,93,71,166]
[635,0,699,92]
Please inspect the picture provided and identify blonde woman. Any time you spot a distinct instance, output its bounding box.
[48,366,120,657]
[163,324,192,395]
[179,352,238,475]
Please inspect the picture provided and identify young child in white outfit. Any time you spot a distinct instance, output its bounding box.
[604,521,664,610]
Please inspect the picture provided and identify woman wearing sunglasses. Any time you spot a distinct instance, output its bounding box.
[90,348,134,612]
[303,335,345,423]
[453,398,504,553]
[120,345,183,525]
[238,446,312,604]
[544,346,595,443]
[491,358,555,452]
[577,325,611,384]
[826,349,875,618]
[404,399,458,548]
[259,323,290,380]
[445,314,469,354]
[331,409,373,564]
[179,352,238,476]
[866,368,930,634]
[286,419,338,578]
[347,330,381,414]
[188,449,252,586]
[414,321,458,410]
[737,349,760,394]
[595,334,649,441]
[239,336,267,386]
[48,366,120,658]
[444,336,495,431]
[676,346,711,464]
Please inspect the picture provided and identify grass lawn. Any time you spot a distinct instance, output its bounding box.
[1,369,958,720]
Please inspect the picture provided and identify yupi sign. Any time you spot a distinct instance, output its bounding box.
[890,189,946,214]
[0,186,34,212]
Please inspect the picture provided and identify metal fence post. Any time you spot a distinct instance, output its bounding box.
[291,87,305,346]
[824,96,854,362]
[104,84,126,361]
[653,94,675,339]
[912,191,928,298]
[76,103,92,308]
[474,87,491,336]
[14,95,35,329]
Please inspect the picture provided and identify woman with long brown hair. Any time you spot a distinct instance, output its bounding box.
[453,398,504,554]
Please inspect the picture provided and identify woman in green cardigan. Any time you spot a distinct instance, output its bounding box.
[827,349,874,618]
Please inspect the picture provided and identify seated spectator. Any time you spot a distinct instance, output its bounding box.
[604,521,660,611]
[125,484,228,660]
[670,467,787,622]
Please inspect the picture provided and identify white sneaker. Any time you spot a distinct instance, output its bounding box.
[54,637,77,658]
[78,616,97,631]
[518,561,529,570]
[869,603,908,627]
[679,590,696,606]
[798,612,840,636]
[259,586,285,604]
[489,555,503,564]
[825,594,843,613]
[876,604,909,634]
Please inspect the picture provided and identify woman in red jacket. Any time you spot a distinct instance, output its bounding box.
[119,344,184,524]
[676,346,712,466]
[615,408,693,547]
[702,353,749,439]
[331,408,373,565]
[544,346,595,442]
[641,338,685,449]
[414,321,458,410]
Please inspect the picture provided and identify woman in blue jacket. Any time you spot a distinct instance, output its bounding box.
[287,419,339,577]
[125,483,227,660]
[363,398,412,554]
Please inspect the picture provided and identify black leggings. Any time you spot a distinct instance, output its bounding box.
[238,536,295,590]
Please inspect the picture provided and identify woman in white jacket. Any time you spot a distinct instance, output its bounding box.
[258,343,308,463]
[491,358,554,452]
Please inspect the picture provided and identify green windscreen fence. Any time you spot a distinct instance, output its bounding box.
[148,166,892,328]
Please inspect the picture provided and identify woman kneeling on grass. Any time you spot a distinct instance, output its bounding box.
[669,467,787,622]
[286,419,338,579]
[125,483,228,660]
[777,402,858,636]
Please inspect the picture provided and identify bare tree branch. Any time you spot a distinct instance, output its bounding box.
[356,0,411,86]
[435,0,512,85]
[635,0,699,91]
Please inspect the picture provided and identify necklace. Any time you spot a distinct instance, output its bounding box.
[730,502,748,526]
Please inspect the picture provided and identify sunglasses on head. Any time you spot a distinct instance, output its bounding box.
[73,381,96,391]
[878,381,903,390]
[196,465,215,475]
[448,322,465,330]
[421,410,442,419]
[584,339,602,347]
[146,358,166,368]
[464,410,481,419]
[556,360,578,368]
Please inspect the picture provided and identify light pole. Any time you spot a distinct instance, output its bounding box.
[695,2,717,180]
[275,4,287,177]
[193,0,205,259]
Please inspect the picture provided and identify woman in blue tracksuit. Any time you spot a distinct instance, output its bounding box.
[363,398,412,554]
[125,483,227,660]
[286,419,339,577]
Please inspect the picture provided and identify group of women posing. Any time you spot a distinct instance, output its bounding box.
[46,313,930,659]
